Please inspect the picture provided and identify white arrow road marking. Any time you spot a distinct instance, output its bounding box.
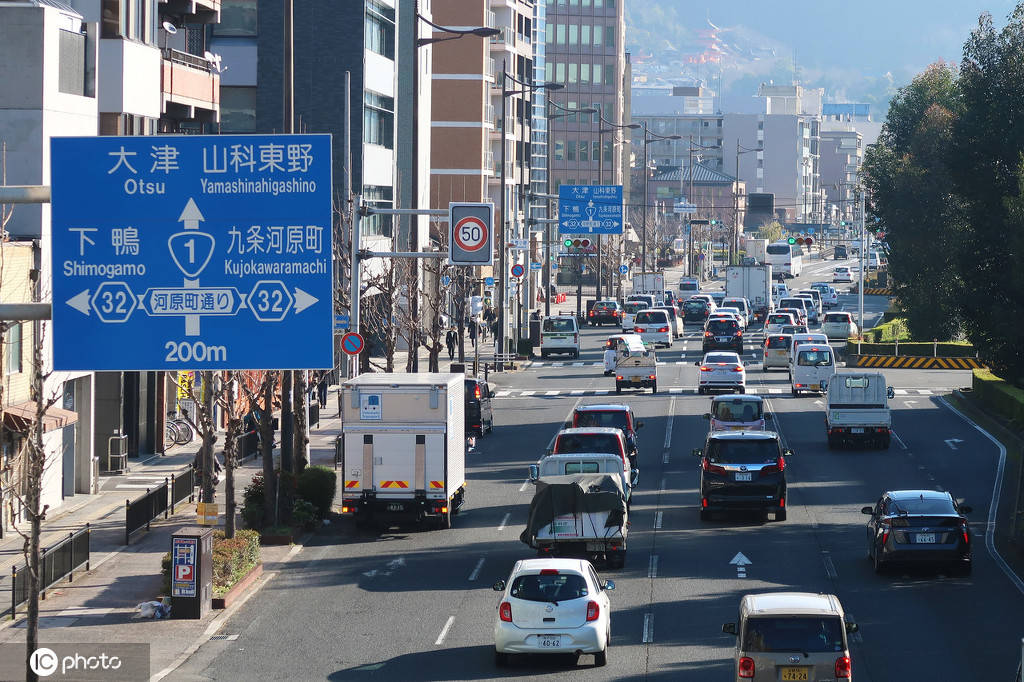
[293,288,319,314]
[730,551,752,579]
[654,511,663,529]
[945,438,963,450]
[67,290,91,315]
[648,554,659,578]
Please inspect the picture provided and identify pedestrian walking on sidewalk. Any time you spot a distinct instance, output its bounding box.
[468,319,477,347]
[317,373,329,408]
[445,328,457,360]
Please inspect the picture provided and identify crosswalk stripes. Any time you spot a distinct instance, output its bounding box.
[491,387,953,399]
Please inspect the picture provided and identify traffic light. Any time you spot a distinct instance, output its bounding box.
[796,237,806,245]
[839,221,847,226]
[787,237,796,245]
[580,238,592,249]
[563,238,573,248]
[805,236,814,246]
[710,219,718,225]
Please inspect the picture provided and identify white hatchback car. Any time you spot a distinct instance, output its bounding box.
[821,311,859,340]
[633,309,673,348]
[832,266,854,283]
[696,351,747,395]
[764,311,797,335]
[493,558,614,667]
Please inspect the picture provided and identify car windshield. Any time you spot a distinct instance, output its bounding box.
[707,438,780,464]
[713,399,762,422]
[766,335,791,349]
[575,410,629,431]
[543,319,576,333]
[707,320,738,334]
[824,314,850,323]
[743,617,845,654]
[889,496,957,515]
[797,349,833,366]
[624,302,648,313]
[510,572,589,603]
[555,433,621,455]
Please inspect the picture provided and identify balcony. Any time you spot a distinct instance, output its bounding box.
[159,0,220,24]
[161,48,220,125]
[489,26,515,48]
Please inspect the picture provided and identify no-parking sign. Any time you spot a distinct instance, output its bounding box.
[449,202,494,266]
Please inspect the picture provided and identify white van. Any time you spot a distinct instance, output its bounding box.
[771,282,789,308]
[679,277,700,296]
[868,251,882,270]
[621,300,649,332]
[539,315,580,359]
[632,309,673,348]
[787,333,830,371]
[791,343,836,396]
[704,395,770,432]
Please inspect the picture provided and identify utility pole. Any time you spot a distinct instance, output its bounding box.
[280,0,294,471]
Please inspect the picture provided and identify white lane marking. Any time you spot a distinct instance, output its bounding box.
[592,389,610,395]
[497,512,511,531]
[468,558,485,582]
[552,363,563,367]
[546,396,585,453]
[572,362,584,367]
[663,396,676,450]
[813,399,824,406]
[495,390,511,397]
[660,477,666,492]
[670,387,683,394]
[545,390,560,396]
[570,390,585,395]
[823,555,838,579]
[891,431,908,450]
[918,389,933,395]
[520,390,535,396]
[944,438,963,450]
[654,511,663,529]
[519,479,531,492]
[648,554,659,578]
[435,616,455,646]
[662,451,670,465]
[642,613,654,643]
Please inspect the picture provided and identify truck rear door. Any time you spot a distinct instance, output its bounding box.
[343,428,447,499]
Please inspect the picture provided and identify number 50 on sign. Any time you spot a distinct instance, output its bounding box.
[448,202,494,266]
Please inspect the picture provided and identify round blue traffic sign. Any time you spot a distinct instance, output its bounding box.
[510,263,525,278]
[618,265,629,275]
[341,331,364,355]
[441,275,452,287]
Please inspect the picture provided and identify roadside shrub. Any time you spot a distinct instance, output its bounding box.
[212,529,261,596]
[292,498,317,530]
[243,469,300,530]
[160,552,171,595]
[296,465,337,519]
[973,369,1024,427]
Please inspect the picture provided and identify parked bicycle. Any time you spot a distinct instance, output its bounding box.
[164,411,195,448]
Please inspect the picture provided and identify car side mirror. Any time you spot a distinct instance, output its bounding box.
[528,464,539,482]
[722,622,737,635]
[783,448,794,457]
[861,506,874,515]
[492,579,506,592]
[694,360,701,366]
[959,504,973,514]
[845,622,859,634]
[886,387,895,399]
[743,361,750,366]
[691,448,703,458]
[603,580,615,591]
[636,421,644,429]
[702,413,711,420]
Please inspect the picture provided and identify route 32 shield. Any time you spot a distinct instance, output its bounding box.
[449,202,494,266]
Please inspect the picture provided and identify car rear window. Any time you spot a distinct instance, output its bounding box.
[684,300,707,311]
[543,319,576,333]
[888,497,957,515]
[680,281,699,291]
[797,349,833,366]
[707,319,739,334]
[574,410,629,431]
[706,438,780,464]
[594,302,616,311]
[565,462,601,474]
[767,314,792,324]
[781,325,807,335]
[624,302,648,313]
[723,299,746,309]
[713,399,763,422]
[766,335,791,349]
[824,313,850,323]
[635,311,667,324]
[780,298,806,309]
[555,433,621,455]
[742,616,845,653]
[510,572,589,602]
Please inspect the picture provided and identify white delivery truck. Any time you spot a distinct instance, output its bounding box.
[339,373,466,529]
[520,473,629,569]
[825,372,896,450]
[724,264,773,322]
[745,238,768,265]
[613,334,658,393]
[631,272,666,305]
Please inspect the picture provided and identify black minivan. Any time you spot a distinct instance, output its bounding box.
[702,318,743,353]
[464,377,494,437]
[693,431,794,522]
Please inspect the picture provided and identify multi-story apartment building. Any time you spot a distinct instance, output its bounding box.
[820,128,862,226]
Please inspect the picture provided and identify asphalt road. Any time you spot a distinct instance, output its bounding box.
[173,275,1020,681]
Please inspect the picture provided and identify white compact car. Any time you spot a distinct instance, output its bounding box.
[540,315,581,359]
[833,266,854,283]
[821,311,858,340]
[696,351,747,395]
[633,309,673,348]
[811,282,839,308]
[493,558,614,667]
[764,311,797,335]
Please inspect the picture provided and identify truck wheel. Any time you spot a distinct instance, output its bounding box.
[699,508,710,522]
[792,387,798,396]
[827,435,836,449]
[774,508,787,522]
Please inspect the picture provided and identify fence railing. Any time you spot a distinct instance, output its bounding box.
[125,481,169,545]
[170,465,196,514]
[11,523,90,618]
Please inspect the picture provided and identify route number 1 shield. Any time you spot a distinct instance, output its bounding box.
[449,202,494,266]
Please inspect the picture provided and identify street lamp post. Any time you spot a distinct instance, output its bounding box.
[597,115,640,299]
[498,66,561,366]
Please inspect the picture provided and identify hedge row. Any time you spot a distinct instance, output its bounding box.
[853,342,977,357]
[973,369,1024,427]
[862,318,910,343]
[212,529,261,596]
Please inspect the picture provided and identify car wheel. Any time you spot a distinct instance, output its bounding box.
[699,508,710,522]
[881,435,891,449]
[487,417,494,434]
[697,386,705,395]
[956,560,973,577]
[827,435,837,449]
[792,388,798,397]
[737,387,745,394]
[615,383,622,395]
[595,646,608,667]
[541,351,548,358]
[494,650,510,667]
[651,382,658,394]
[873,546,885,574]
[774,508,787,522]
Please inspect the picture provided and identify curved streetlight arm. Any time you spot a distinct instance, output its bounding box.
[644,133,682,143]
[503,70,563,92]
[416,13,499,38]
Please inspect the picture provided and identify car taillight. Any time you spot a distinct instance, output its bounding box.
[658,326,669,333]
[574,333,578,343]
[702,459,726,475]
[499,602,512,622]
[732,366,743,372]
[735,330,743,336]
[589,310,595,316]
[616,375,623,380]
[700,366,712,372]
[474,385,482,399]
[835,655,851,678]
[704,331,712,337]
[738,656,755,678]
[586,601,600,622]
[649,374,656,379]
[701,497,709,508]
[881,527,890,545]
[635,327,645,332]
[961,520,970,544]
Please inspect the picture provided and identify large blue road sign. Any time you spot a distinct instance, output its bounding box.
[51,134,333,371]
[558,184,623,235]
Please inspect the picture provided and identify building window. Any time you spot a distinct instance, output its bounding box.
[592,63,602,83]
[556,23,565,44]
[578,141,588,162]
[567,139,576,161]
[4,323,22,375]
[214,0,257,37]
[363,92,395,148]
[553,140,565,161]
[555,62,565,81]
[605,26,614,48]
[580,63,590,83]
[603,141,612,163]
[220,86,257,132]
[581,25,590,44]
[569,24,578,45]
[593,24,603,45]
[58,29,87,97]
[365,1,395,59]
[362,186,393,237]
[568,63,577,83]
[545,62,553,82]
[603,64,614,85]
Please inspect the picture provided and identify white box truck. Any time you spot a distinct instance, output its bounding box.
[339,373,466,529]
[825,372,896,450]
[745,238,768,265]
[631,272,666,305]
[725,264,774,321]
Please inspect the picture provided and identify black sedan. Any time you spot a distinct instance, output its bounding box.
[588,300,623,326]
[862,490,973,575]
[464,377,494,437]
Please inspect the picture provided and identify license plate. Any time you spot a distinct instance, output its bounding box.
[631,377,642,383]
[917,533,936,543]
[538,635,561,648]
[735,472,752,482]
[780,667,809,681]
[387,503,404,512]
[851,427,864,434]
[717,337,729,342]
[586,542,605,552]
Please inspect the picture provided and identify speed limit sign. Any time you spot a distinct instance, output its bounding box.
[449,202,494,266]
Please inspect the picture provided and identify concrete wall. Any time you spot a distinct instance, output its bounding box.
[98,37,161,117]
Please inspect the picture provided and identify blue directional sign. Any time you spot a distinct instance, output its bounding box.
[484,277,495,287]
[619,264,629,275]
[51,134,333,370]
[558,184,623,235]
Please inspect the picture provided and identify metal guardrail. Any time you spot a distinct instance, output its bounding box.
[125,481,169,545]
[11,523,90,618]
[170,465,196,514]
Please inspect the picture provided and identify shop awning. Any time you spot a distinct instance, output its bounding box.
[2,401,79,433]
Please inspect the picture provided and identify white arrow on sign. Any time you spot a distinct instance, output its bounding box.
[729,552,752,567]
[67,290,91,316]
[293,288,319,314]
[944,438,963,450]
[178,197,206,336]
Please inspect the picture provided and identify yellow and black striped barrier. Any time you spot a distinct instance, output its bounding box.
[860,287,892,295]
[848,355,984,369]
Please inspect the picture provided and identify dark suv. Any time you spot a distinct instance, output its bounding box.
[703,318,743,353]
[692,431,793,521]
[834,245,848,259]
[464,377,493,437]
[682,298,711,322]
[588,300,623,326]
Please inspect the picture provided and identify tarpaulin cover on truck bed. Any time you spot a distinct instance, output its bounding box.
[520,474,627,547]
